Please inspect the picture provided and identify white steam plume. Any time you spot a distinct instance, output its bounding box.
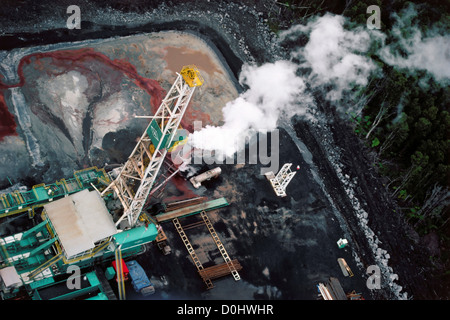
[280,13,382,102]
[188,60,310,157]
[378,4,450,82]
[188,14,381,158]
[188,7,448,160]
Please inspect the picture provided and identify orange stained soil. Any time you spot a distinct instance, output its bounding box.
[164,46,223,75]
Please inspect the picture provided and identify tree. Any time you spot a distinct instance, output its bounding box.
[379,112,409,155]
[413,118,432,141]
[365,104,387,139]
[391,150,429,198]
[414,184,450,229]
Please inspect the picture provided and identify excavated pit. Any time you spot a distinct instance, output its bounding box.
[0,1,446,301]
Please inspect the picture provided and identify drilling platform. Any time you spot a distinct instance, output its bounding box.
[0,65,242,300]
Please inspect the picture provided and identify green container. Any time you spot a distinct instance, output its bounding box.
[105,267,116,281]
[29,276,55,290]
[33,186,50,201]
[337,238,348,249]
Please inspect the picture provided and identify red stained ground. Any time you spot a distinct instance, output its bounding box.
[0,92,17,140]
[164,175,198,202]
[0,48,166,141]
[181,104,213,132]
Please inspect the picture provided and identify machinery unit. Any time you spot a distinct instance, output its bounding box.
[337,238,348,248]
[317,277,348,300]
[337,258,354,277]
[111,259,129,281]
[101,65,204,228]
[317,277,363,300]
[265,163,297,197]
[189,167,222,189]
[0,189,158,300]
[0,167,110,219]
[126,260,155,296]
[0,66,203,300]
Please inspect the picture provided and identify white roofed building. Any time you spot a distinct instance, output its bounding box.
[43,189,117,261]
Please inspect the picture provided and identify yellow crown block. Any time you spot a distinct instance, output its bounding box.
[181,65,204,87]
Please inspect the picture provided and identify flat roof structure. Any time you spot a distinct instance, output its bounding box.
[44,189,117,258]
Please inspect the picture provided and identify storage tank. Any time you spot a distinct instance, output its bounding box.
[189,167,222,189]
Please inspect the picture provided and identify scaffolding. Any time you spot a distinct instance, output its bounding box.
[102,65,203,228]
[172,217,213,289]
[171,209,241,289]
[200,211,240,281]
[265,163,297,197]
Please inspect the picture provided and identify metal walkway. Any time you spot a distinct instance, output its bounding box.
[156,197,229,223]
[0,166,110,218]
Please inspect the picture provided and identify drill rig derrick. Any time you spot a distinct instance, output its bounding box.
[102,65,203,228]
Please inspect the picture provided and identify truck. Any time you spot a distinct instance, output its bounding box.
[125,260,155,296]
